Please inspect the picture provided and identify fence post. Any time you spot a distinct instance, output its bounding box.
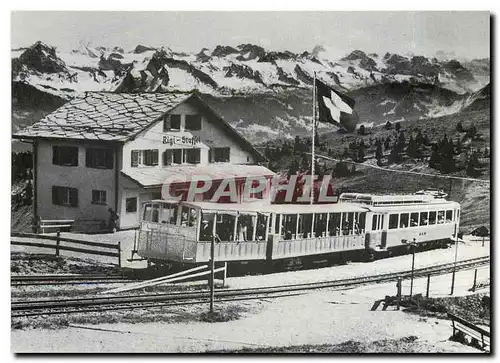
[396,277,402,310]
[55,231,60,256]
[426,274,430,298]
[118,241,122,268]
[472,269,478,292]
[222,261,227,287]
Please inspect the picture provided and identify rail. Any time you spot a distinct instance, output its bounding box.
[448,312,490,350]
[11,231,121,266]
[11,255,489,317]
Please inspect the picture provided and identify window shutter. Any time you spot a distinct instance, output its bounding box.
[85,149,92,167]
[69,188,78,207]
[194,149,201,164]
[52,186,59,205]
[208,149,213,163]
[105,149,114,169]
[152,150,159,166]
[131,150,139,167]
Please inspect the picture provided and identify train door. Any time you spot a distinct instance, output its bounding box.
[369,213,386,249]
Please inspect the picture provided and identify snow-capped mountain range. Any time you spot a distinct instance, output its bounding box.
[12,41,490,142]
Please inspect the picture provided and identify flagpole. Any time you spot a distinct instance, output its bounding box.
[311,72,316,205]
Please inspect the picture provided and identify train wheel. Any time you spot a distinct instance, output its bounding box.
[364,251,376,262]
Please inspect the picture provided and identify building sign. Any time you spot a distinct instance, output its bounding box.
[162,135,201,146]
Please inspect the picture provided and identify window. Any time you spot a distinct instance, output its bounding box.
[91,190,106,205]
[329,213,341,236]
[372,215,379,231]
[86,148,113,169]
[283,214,297,240]
[314,213,327,237]
[274,214,282,234]
[209,147,230,162]
[437,211,445,224]
[172,149,182,164]
[143,150,159,166]
[399,213,409,228]
[52,146,78,166]
[446,210,453,223]
[298,214,313,238]
[185,148,201,164]
[164,114,181,131]
[429,211,437,225]
[419,212,429,226]
[185,114,202,131]
[126,197,137,213]
[410,213,419,227]
[389,214,399,229]
[52,186,78,207]
[163,150,172,166]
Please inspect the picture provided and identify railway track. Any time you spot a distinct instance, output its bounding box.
[12,255,489,318]
[11,274,139,286]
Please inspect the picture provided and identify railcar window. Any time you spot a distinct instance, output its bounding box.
[437,211,445,224]
[419,212,429,226]
[199,212,215,241]
[298,213,313,238]
[180,207,197,227]
[143,204,152,221]
[151,203,160,223]
[446,210,453,223]
[356,213,366,234]
[399,213,409,228]
[429,211,437,225]
[410,213,419,227]
[379,215,385,230]
[237,214,255,242]
[256,214,268,241]
[389,214,399,229]
[283,214,297,240]
[274,214,281,235]
[159,204,177,224]
[329,213,341,236]
[372,215,378,231]
[342,212,354,235]
[216,214,236,241]
[314,213,327,237]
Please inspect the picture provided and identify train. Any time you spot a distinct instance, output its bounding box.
[136,191,460,269]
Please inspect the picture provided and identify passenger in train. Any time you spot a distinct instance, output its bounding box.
[410,217,418,227]
[199,219,213,241]
[237,219,248,241]
[189,209,197,227]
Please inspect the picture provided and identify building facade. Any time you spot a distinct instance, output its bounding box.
[14,92,273,231]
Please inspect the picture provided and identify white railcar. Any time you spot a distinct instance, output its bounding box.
[136,191,460,267]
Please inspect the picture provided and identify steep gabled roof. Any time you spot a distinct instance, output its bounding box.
[12,91,267,162]
[13,92,192,141]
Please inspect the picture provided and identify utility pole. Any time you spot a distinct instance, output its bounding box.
[409,240,416,300]
[209,233,215,313]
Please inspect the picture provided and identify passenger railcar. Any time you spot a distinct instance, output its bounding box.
[136,191,460,268]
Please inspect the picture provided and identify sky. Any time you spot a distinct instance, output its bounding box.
[11,11,490,60]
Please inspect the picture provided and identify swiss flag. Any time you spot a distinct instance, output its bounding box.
[316,79,358,132]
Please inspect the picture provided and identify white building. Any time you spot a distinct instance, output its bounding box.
[14,92,273,231]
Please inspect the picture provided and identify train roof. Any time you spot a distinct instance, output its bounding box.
[338,192,456,206]
[180,201,368,214]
